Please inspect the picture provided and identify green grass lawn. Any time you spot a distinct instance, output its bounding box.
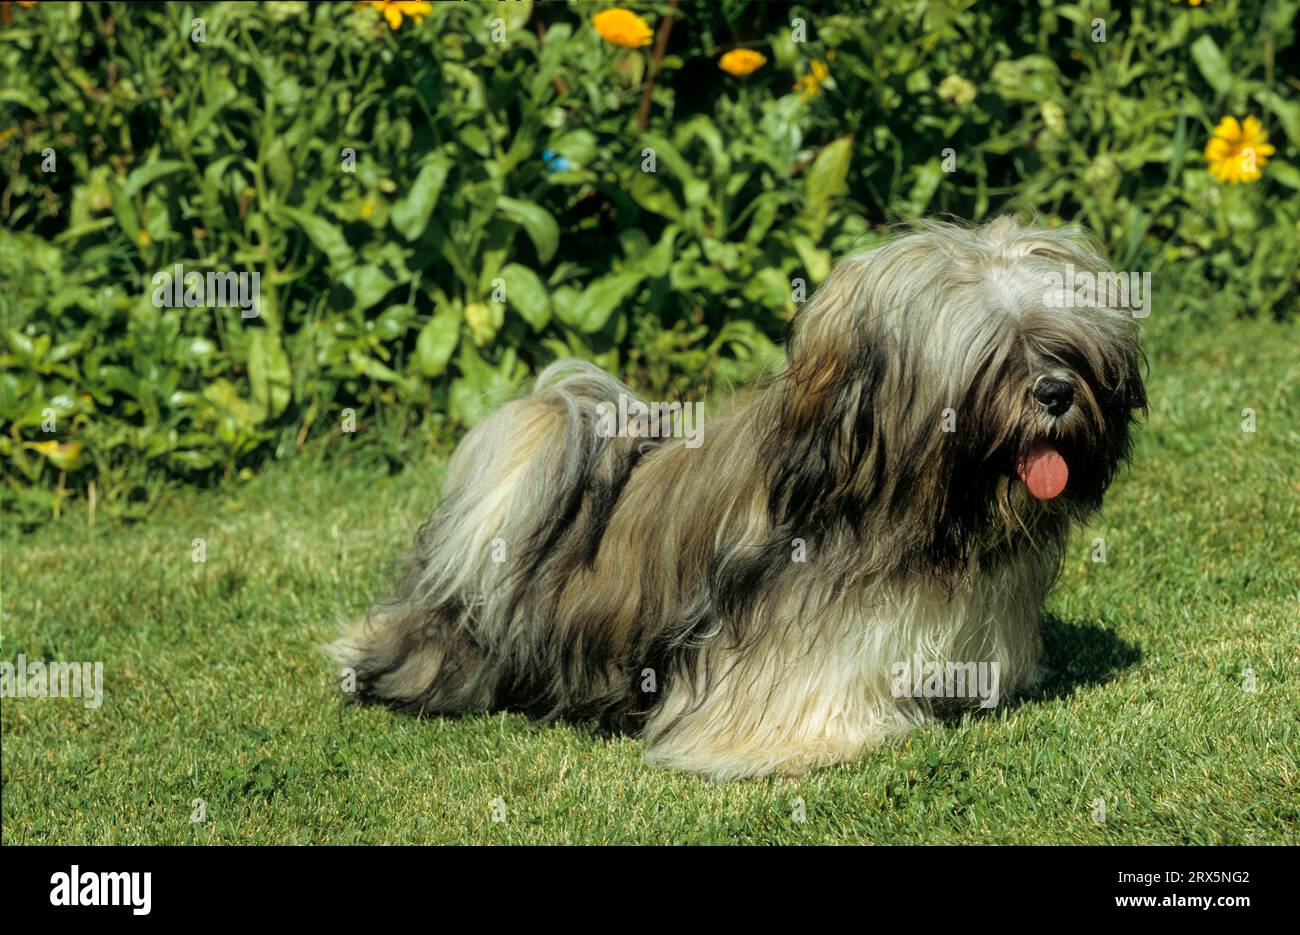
[3,315,1297,845]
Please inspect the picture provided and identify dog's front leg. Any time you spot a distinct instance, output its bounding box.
[639,629,926,782]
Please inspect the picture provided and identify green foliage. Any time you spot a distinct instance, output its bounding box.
[793,0,1300,300]
[2,0,1296,526]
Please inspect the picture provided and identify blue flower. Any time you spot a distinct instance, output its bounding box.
[542,149,574,174]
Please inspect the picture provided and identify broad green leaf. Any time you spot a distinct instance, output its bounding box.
[338,264,396,312]
[1266,160,1300,190]
[460,125,491,157]
[203,155,239,196]
[1190,36,1231,97]
[124,160,187,198]
[414,305,461,377]
[551,129,598,165]
[247,329,291,418]
[350,350,406,386]
[0,87,48,112]
[804,136,853,222]
[391,154,452,241]
[497,0,533,30]
[562,270,644,333]
[790,233,831,283]
[108,181,140,242]
[643,226,678,278]
[497,197,559,263]
[500,263,551,330]
[264,137,295,196]
[372,304,414,341]
[742,192,783,244]
[1257,91,1300,147]
[640,133,709,209]
[501,113,540,176]
[276,206,352,269]
[628,171,683,222]
[682,115,730,181]
[901,160,945,218]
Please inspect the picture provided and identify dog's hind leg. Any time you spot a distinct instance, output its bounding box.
[327,358,650,716]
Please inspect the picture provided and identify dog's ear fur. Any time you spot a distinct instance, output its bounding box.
[761,256,889,542]
[758,252,961,579]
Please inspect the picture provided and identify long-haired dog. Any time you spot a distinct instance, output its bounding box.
[329,218,1145,781]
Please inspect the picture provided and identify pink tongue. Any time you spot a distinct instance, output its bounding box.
[1017,441,1069,500]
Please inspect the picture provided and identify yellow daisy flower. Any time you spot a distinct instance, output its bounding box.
[719,49,767,77]
[363,1,432,31]
[794,59,829,99]
[1204,115,1275,184]
[592,8,653,48]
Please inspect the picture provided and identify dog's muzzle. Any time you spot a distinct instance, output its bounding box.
[1034,377,1074,417]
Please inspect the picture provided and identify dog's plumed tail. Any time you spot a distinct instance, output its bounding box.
[327,359,651,714]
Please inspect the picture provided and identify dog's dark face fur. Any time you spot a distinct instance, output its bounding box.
[762,218,1146,580]
[331,218,1147,780]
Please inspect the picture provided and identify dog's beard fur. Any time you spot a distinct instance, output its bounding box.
[328,217,1146,781]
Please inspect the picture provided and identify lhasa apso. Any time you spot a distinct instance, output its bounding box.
[330,218,1145,781]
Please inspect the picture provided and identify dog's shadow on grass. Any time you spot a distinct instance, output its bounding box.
[929,615,1141,726]
[1016,614,1143,706]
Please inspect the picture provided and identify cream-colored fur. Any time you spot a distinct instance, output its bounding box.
[643,549,1053,780]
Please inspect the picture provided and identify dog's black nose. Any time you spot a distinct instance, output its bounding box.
[1034,378,1074,416]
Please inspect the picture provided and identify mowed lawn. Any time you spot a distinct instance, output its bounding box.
[2,315,1297,845]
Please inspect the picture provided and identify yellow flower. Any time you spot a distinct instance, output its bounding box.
[592,8,653,49]
[719,49,767,77]
[794,59,829,99]
[1204,116,1275,184]
[362,1,432,31]
[137,229,151,247]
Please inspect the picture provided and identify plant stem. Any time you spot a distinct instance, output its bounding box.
[637,0,679,131]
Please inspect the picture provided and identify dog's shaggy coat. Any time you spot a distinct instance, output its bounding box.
[329,218,1145,780]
